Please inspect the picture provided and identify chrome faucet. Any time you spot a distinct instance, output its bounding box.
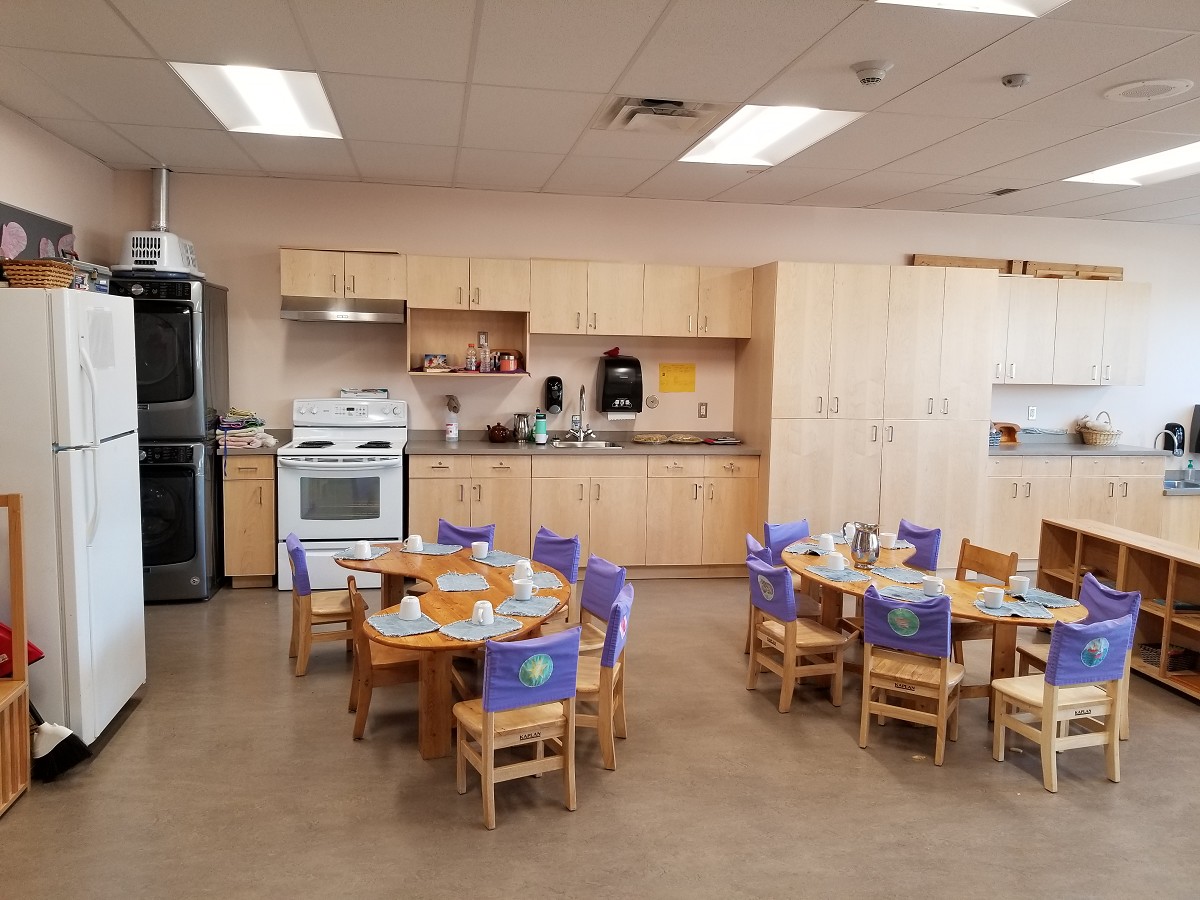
[1153,430,1182,455]
[566,385,596,441]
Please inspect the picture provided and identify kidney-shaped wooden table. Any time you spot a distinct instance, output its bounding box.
[337,544,569,760]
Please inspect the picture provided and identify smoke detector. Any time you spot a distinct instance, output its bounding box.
[853,60,894,86]
[591,97,735,135]
[1104,79,1193,102]
[1001,73,1031,88]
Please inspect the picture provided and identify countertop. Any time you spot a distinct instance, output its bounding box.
[406,430,761,457]
[988,443,1173,458]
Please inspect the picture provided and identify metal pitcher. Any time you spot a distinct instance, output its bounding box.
[842,521,880,569]
[513,412,532,444]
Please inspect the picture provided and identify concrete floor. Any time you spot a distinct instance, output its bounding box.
[2,578,1200,898]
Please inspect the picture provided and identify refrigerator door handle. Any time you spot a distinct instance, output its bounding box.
[78,337,101,448]
[85,446,100,545]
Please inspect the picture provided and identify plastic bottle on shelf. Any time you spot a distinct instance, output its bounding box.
[479,335,492,373]
[465,343,477,372]
[534,408,548,445]
[445,395,460,443]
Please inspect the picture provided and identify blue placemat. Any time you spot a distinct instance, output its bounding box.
[785,541,828,556]
[333,546,390,560]
[869,565,925,585]
[440,616,522,641]
[879,586,928,602]
[1008,586,1078,608]
[497,595,560,617]
[436,572,489,592]
[529,571,564,589]
[403,542,461,556]
[367,612,440,637]
[973,599,1054,620]
[806,565,869,583]
[474,550,526,568]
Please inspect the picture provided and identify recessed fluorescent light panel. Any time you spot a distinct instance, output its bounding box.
[680,106,863,166]
[1065,140,1200,186]
[874,0,1069,16]
[170,63,341,138]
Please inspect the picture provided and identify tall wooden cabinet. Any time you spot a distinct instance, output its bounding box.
[223,455,276,588]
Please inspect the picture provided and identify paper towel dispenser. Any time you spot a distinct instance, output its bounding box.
[598,355,642,416]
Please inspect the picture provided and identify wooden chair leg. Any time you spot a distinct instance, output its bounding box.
[456,723,468,795]
[949,696,960,742]
[858,683,872,749]
[1118,666,1131,741]
[352,677,373,740]
[1040,711,1058,793]
[564,703,578,812]
[288,610,299,659]
[831,647,844,708]
[598,689,617,771]
[778,650,797,713]
[992,698,1006,762]
[952,641,965,665]
[295,626,313,677]
[745,632,762,691]
[1106,693,1122,783]
[482,739,497,830]
[934,713,947,767]
[744,604,753,654]
[613,671,628,739]
[348,654,359,712]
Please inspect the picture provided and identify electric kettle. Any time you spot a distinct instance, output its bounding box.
[842,521,880,569]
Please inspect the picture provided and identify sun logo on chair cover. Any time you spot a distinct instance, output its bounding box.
[757,574,775,602]
[519,653,554,687]
[1081,637,1110,668]
[887,608,920,637]
[619,615,628,637]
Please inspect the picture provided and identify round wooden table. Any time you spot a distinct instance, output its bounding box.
[336,544,568,759]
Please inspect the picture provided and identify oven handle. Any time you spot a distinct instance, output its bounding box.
[277,458,404,471]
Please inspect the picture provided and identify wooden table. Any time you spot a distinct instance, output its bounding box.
[336,545,568,760]
[782,544,1086,715]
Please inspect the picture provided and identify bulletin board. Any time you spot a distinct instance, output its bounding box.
[0,201,74,261]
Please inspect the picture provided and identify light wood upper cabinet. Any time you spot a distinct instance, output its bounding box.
[990,277,1012,384]
[530,259,588,334]
[884,266,945,420]
[469,257,530,311]
[829,264,890,420]
[345,251,405,299]
[1052,280,1106,384]
[408,255,470,309]
[642,264,699,337]
[1003,277,1058,384]
[280,249,405,300]
[699,266,752,338]
[1101,281,1149,386]
[940,267,995,421]
[769,262,834,419]
[587,261,644,336]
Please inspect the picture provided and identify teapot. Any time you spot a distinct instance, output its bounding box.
[842,521,880,569]
[487,422,511,443]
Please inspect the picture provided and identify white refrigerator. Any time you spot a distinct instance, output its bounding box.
[0,287,146,744]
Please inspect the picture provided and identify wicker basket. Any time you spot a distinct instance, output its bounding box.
[1078,410,1122,446]
[1140,643,1199,672]
[2,258,75,288]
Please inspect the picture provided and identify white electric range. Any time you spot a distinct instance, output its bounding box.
[276,398,408,590]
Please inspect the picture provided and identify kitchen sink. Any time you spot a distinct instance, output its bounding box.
[551,440,623,450]
[1164,480,1200,489]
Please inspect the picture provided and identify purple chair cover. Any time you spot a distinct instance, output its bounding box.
[764,519,810,566]
[897,518,942,571]
[746,554,797,623]
[482,627,581,713]
[285,533,312,596]
[579,554,627,620]
[533,525,582,585]
[600,583,635,670]
[1078,573,1141,635]
[863,583,951,659]
[1044,614,1133,687]
[746,533,771,563]
[437,518,496,550]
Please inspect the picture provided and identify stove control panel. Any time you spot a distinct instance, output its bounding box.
[292,398,407,427]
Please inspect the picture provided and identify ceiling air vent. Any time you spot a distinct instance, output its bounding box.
[991,188,1020,196]
[1103,79,1193,102]
[591,97,735,135]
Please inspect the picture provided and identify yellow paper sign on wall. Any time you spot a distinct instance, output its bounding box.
[659,363,696,393]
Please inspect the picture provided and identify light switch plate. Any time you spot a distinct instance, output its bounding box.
[1028,406,1037,420]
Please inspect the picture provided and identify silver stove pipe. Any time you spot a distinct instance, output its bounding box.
[151,167,170,232]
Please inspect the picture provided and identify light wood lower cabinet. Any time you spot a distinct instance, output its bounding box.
[984,457,1072,560]
[407,455,531,557]
[223,455,276,587]
[702,456,760,564]
[1162,495,1200,549]
[530,457,648,566]
[643,456,760,565]
[1067,457,1165,536]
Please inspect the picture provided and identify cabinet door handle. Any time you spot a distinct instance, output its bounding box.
[576,311,581,330]
[459,484,464,502]
[1011,482,1018,499]
[709,483,715,500]
[687,314,693,333]
[703,315,709,333]
[432,463,450,470]
[871,425,879,442]
[1121,481,1129,498]
[886,425,894,442]
[832,397,839,414]
[1091,364,1098,382]
[817,396,823,414]
[591,312,597,330]
[693,482,700,500]
[473,287,480,306]
[1108,481,1115,498]
[595,483,600,501]
[256,485,263,505]
[492,463,510,470]
[1025,482,1031,498]
[349,274,356,295]
[457,286,464,306]
[474,483,482,501]
[724,462,735,471]
[942,399,950,415]
[1008,362,1016,380]
[927,397,934,415]
[995,363,1002,379]
[330,274,337,293]
[579,483,585,501]
[1104,364,1111,382]
[668,462,682,470]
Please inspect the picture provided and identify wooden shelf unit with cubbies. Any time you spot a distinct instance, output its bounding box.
[1038,517,1200,702]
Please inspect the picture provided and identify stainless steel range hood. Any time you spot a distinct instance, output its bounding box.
[280,295,406,324]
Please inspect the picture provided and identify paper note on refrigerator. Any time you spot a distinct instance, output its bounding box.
[659,363,695,393]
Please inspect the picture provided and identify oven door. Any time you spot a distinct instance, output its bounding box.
[276,456,405,541]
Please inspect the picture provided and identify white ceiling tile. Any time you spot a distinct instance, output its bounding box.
[542,156,666,195]
[881,19,1186,120]
[1047,0,1200,31]
[712,167,863,204]
[0,51,91,119]
[755,4,1025,110]
[33,117,159,167]
[1022,179,1200,217]
[1099,195,1200,221]
[110,124,261,171]
[793,171,949,207]
[617,0,861,103]
[1021,190,1149,218]
[350,141,457,184]
[110,0,314,69]
[1163,213,1200,224]
[291,0,475,81]
[474,0,668,93]
[455,148,563,190]
[9,50,219,128]
[942,180,1126,214]
[780,112,984,170]
[628,162,755,200]
[0,0,150,57]
[462,85,603,154]
[972,129,1198,181]
[1003,35,1200,128]
[1116,97,1200,136]
[325,75,464,146]
[231,134,358,177]
[882,119,1096,175]
[871,191,988,211]
[572,127,702,161]
[933,174,1046,193]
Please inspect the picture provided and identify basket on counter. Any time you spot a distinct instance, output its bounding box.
[1140,643,1199,672]
[1,258,75,288]
[1077,410,1122,446]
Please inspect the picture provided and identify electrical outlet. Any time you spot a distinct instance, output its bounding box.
[698,402,708,419]
[1027,406,1037,421]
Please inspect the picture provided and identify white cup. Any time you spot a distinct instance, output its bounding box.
[922,575,945,597]
[979,586,1006,609]
[512,579,541,600]
[513,558,534,580]
[471,541,489,560]
[880,532,897,549]
[404,534,423,552]
[398,595,422,621]
[352,540,372,560]
[1009,575,1030,597]
[817,533,836,553]
[471,600,495,626]
[826,552,845,571]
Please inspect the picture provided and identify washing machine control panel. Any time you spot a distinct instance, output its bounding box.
[140,445,196,464]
